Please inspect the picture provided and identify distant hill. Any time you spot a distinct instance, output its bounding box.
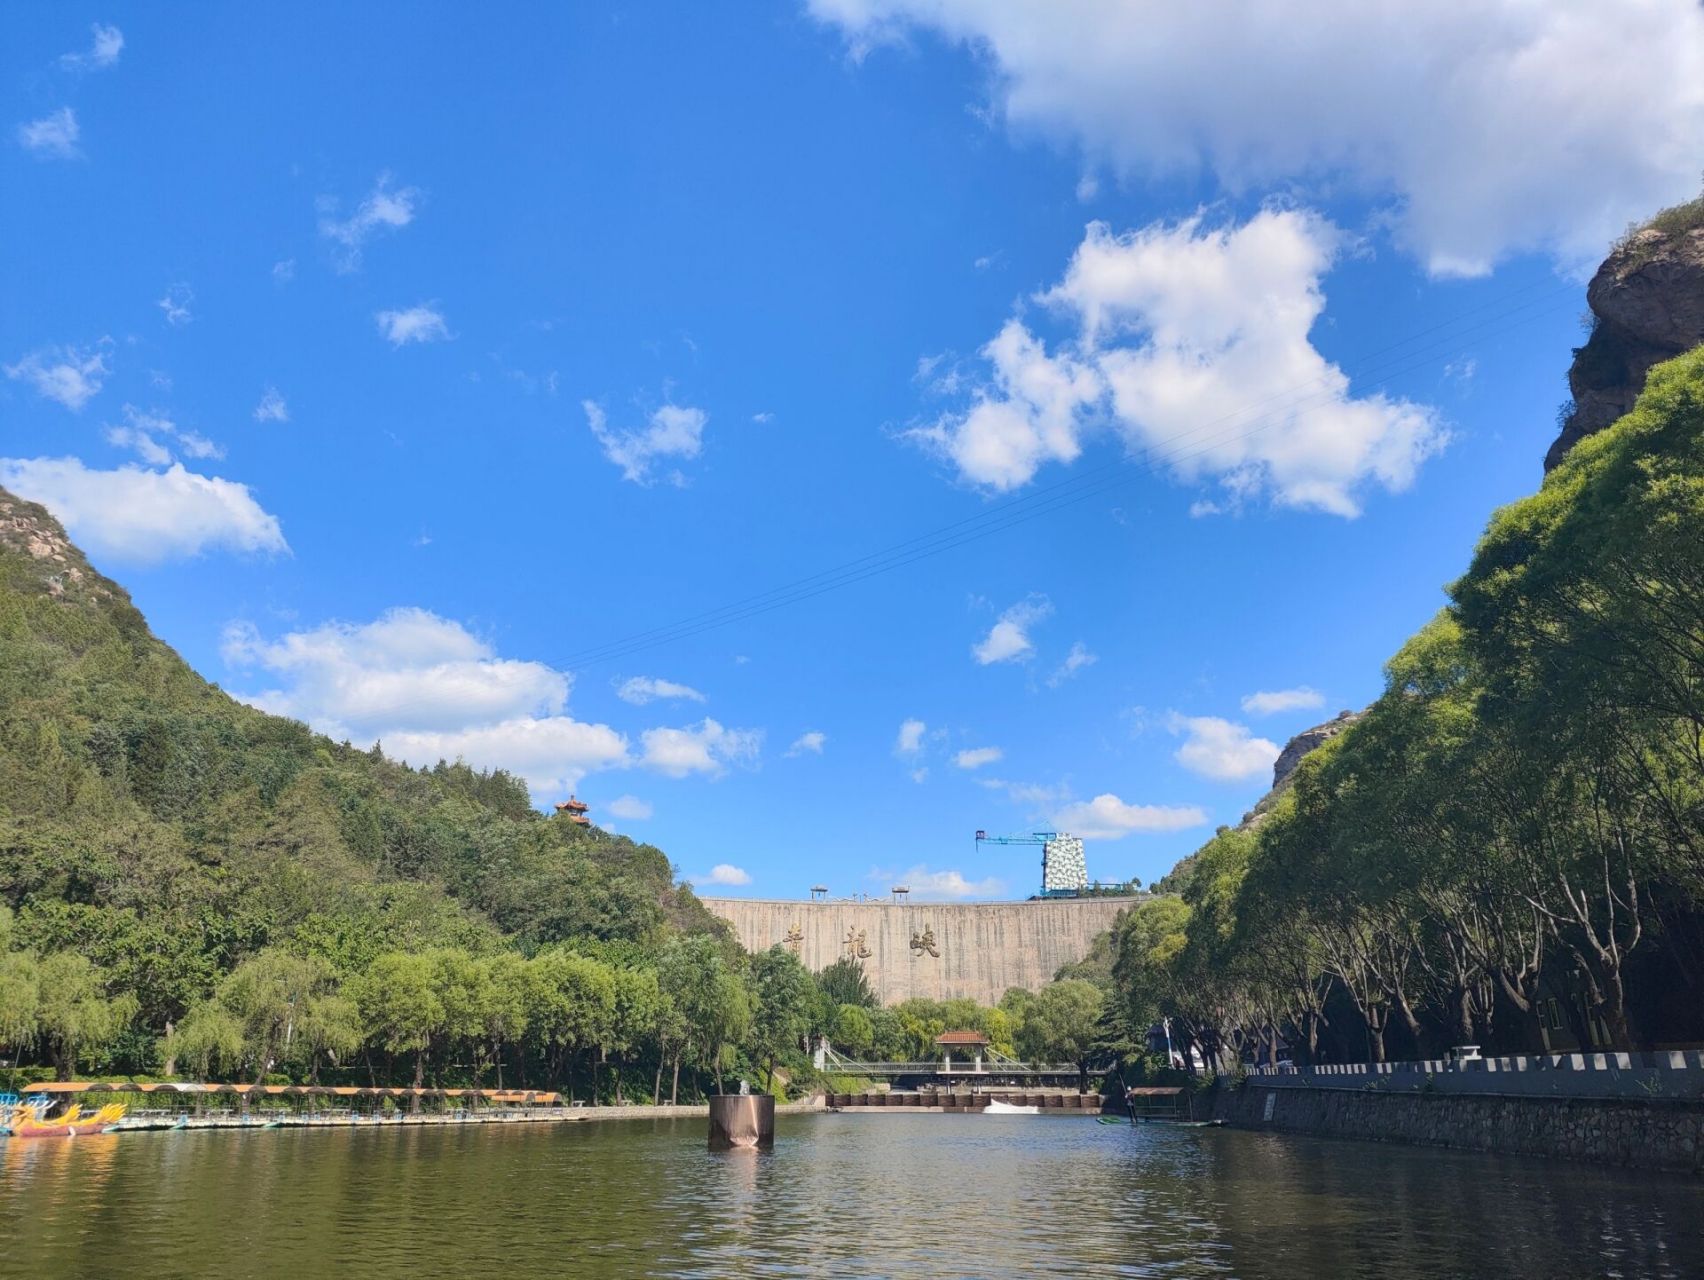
[0,487,723,1036]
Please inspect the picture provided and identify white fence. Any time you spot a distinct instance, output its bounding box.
[1233,1050,1704,1100]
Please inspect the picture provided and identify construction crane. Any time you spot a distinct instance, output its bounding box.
[974,829,1089,897]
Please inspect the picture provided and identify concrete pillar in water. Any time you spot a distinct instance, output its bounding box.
[708,1094,774,1150]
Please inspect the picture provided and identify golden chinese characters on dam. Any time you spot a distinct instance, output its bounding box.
[701,897,1135,1005]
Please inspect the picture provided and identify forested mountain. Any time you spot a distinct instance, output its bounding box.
[0,487,737,1085]
[0,495,1107,1094]
[1103,295,1704,1070]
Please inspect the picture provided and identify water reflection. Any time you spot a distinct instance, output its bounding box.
[1,1114,1698,1278]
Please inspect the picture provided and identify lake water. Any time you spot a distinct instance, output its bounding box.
[2,1112,1699,1277]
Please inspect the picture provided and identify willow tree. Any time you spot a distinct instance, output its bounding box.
[35,952,137,1080]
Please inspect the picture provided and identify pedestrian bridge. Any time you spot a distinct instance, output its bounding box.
[815,1043,1081,1079]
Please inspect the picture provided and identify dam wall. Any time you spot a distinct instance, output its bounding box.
[700,896,1136,1005]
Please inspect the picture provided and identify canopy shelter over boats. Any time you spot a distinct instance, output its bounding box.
[1122,1086,1189,1121]
[22,1081,562,1117]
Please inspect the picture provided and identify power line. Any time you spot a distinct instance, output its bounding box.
[564,281,1580,669]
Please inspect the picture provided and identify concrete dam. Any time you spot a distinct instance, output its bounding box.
[701,896,1138,1005]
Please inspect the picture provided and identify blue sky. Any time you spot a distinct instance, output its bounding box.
[6,4,1703,900]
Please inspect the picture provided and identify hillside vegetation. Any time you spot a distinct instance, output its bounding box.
[0,493,1102,1095]
[1101,348,1704,1068]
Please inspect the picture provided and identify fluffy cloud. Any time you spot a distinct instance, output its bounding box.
[319,173,419,269]
[787,730,827,756]
[914,212,1446,516]
[60,24,123,70]
[223,607,569,736]
[1168,713,1280,782]
[222,607,630,799]
[694,864,752,888]
[1241,686,1325,716]
[157,284,193,327]
[1051,793,1208,840]
[894,718,926,755]
[615,675,706,705]
[584,400,708,485]
[639,718,762,778]
[954,746,1003,770]
[254,387,289,423]
[871,865,1005,901]
[0,456,287,564]
[1047,641,1097,687]
[17,108,79,159]
[5,343,108,410]
[606,794,653,821]
[381,718,630,801]
[972,595,1052,664]
[376,305,450,347]
[104,406,223,465]
[810,0,1704,275]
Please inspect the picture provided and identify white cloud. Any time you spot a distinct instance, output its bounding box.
[222,607,632,800]
[752,411,774,424]
[639,718,762,778]
[319,173,419,269]
[810,0,1704,275]
[5,344,107,410]
[909,321,1097,491]
[222,607,569,736]
[1168,713,1280,782]
[954,746,1003,770]
[615,675,706,706]
[584,400,708,485]
[914,211,1446,516]
[60,24,123,70]
[694,864,752,887]
[1051,793,1208,840]
[157,284,193,327]
[383,718,630,801]
[607,794,653,821]
[272,260,296,285]
[1241,686,1325,716]
[0,456,287,564]
[870,865,1004,901]
[17,108,79,159]
[972,595,1052,664]
[1046,641,1097,687]
[787,730,827,756]
[376,305,450,347]
[254,387,289,423]
[103,406,223,465]
[894,718,926,755]
[104,424,170,467]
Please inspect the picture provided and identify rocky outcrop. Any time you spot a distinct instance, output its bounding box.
[1546,213,1704,470]
[1238,709,1363,831]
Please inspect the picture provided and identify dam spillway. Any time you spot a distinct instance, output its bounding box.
[699,896,1139,1005]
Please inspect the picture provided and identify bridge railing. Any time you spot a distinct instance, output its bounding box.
[817,1050,1082,1076]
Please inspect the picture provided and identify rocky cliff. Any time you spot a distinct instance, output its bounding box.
[1546,200,1704,470]
[1237,709,1362,831]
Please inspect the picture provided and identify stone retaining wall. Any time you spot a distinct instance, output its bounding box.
[1212,1079,1704,1174]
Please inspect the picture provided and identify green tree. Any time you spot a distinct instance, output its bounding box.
[35,952,138,1080]
[1016,979,1104,1086]
[748,946,817,1089]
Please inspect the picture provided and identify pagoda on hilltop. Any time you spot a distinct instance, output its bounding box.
[554,795,590,826]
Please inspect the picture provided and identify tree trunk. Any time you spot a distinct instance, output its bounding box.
[411,1050,425,1113]
[653,1059,663,1107]
[670,1054,680,1106]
